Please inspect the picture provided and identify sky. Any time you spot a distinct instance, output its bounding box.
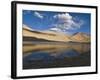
[23,10,91,34]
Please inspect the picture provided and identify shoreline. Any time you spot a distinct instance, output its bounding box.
[23,41,90,45]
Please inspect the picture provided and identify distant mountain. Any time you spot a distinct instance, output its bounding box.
[23,24,90,43]
[71,32,90,42]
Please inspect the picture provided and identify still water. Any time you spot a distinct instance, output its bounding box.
[23,42,91,69]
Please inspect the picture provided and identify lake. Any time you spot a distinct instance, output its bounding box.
[23,42,91,69]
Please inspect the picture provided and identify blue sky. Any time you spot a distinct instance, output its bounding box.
[23,10,91,34]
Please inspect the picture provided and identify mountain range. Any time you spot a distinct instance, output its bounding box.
[23,24,90,43]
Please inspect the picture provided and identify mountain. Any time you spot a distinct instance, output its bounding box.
[23,25,71,42]
[23,24,90,43]
[71,32,90,42]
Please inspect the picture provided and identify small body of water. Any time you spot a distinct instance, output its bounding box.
[23,42,91,69]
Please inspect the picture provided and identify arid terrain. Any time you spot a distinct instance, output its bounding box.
[23,24,90,43]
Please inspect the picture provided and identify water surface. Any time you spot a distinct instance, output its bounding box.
[23,42,90,69]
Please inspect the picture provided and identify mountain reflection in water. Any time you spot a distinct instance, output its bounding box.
[23,42,91,69]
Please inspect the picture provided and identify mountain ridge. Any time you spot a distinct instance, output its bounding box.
[23,24,90,43]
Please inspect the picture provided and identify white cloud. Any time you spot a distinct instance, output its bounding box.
[34,12,43,19]
[53,13,84,31]
[54,13,72,20]
[50,27,61,32]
